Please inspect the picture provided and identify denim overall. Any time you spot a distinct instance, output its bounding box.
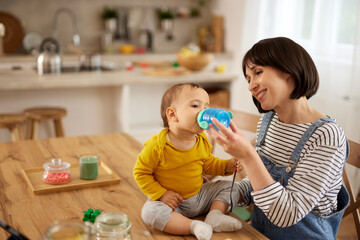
[251,111,350,240]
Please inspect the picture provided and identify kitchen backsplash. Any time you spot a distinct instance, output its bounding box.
[1,0,212,54]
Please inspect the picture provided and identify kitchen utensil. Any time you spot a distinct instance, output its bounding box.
[0,11,25,53]
[161,19,174,40]
[23,31,43,53]
[68,44,102,71]
[67,43,84,55]
[116,7,130,41]
[138,29,152,51]
[37,37,62,75]
[79,53,102,71]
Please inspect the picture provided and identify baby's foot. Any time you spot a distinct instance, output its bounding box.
[190,220,213,240]
[205,209,242,232]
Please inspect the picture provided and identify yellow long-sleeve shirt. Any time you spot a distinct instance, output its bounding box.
[133,129,229,201]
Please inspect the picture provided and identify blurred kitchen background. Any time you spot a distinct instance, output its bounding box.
[1,1,359,238]
[1,0,215,54]
[0,0,359,144]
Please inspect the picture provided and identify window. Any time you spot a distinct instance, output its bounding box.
[337,0,357,44]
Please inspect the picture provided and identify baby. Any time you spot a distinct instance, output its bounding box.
[133,83,242,240]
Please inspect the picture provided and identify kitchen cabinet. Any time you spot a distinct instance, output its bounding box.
[0,53,238,143]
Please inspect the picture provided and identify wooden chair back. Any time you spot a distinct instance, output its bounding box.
[342,139,360,238]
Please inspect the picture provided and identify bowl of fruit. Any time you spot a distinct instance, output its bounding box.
[177,44,213,71]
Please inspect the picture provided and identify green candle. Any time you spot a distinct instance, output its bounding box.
[79,155,99,180]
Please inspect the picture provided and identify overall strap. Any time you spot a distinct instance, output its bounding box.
[255,111,276,147]
[289,118,335,164]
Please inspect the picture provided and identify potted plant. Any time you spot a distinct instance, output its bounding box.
[157,9,174,20]
[101,7,118,33]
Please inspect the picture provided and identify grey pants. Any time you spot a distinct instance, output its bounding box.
[141,180,240,231]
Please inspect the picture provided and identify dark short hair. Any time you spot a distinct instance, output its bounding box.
[160,83,202,128]
[242,37,319,113]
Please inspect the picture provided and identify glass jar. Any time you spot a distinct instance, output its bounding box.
[42,158,71,184]
[94,212,132,240]
[78,155,99,180]
[44,222,92,240]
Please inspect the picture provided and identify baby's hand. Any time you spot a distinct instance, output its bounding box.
[236,159,243,173]
[159,190,184,210]
[226,158,242,173]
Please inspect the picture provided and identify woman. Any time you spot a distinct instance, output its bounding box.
[207,37,349,240]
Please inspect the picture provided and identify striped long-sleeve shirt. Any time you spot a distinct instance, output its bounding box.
[237,113,348,227]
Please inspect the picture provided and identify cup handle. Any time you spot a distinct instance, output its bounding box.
[199,121,209,129]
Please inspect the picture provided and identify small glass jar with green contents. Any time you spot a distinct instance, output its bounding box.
[79,155,99,180]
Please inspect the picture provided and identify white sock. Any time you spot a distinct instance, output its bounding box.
[190,220,213,240]
[205,209,242,232]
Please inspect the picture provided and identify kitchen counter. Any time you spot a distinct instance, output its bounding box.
[0,53,239,143]
[0,53,237,91]
[0,67,237,90]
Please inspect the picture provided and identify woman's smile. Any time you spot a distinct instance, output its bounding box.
[256,89,267,102]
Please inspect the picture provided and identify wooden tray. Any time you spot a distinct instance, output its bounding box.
[22,161,121,195]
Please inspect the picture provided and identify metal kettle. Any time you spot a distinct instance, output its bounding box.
[37,37,62,75]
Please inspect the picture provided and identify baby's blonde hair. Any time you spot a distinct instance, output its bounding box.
[160,83,202,128]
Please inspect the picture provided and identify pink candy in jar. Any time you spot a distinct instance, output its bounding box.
[42,158,71,184]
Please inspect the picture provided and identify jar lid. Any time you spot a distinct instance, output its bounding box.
[94,212,131,234]
[43,158,70,171]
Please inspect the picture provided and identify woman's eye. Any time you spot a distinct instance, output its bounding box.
[256,71,262,75]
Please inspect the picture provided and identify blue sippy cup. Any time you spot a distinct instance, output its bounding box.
[197,108,233,130]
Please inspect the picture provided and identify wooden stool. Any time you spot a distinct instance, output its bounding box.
[0,113,27,141]
[24,107,67,139]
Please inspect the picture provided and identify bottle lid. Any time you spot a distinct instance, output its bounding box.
[43,158,70,171]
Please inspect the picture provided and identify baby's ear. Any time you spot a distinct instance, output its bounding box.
[166,107,178,122]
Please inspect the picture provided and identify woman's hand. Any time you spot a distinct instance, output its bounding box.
[206,118,254,161]
[208,117,275,191]
[159,190,184,210]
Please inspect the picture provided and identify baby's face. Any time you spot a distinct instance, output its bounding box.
[172,86,210,133]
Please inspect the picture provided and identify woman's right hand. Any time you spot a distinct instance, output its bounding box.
[159,190,184,210]
[207,117,275,191]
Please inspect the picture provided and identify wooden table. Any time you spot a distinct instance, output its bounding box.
[0,133,268,240]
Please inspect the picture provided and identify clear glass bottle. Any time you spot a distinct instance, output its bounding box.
[94,212,132,240]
